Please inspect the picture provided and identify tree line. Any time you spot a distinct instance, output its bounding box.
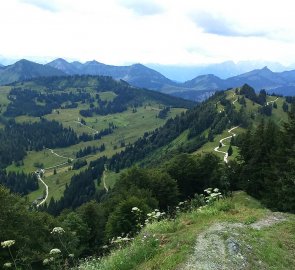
[229,107,295,212]
[0,170,38,195]
[0,119,79,168]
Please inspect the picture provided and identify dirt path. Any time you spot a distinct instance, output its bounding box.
[213,126,238,163]
[35,149,74,206]
[102,165,108,192]
[182,212,287,270]
[74,120,99,134]
[266,97,279,105]
[46,148,74,161]
[232,93,238,105]
[35,171,48,207]
[44,148,74,171]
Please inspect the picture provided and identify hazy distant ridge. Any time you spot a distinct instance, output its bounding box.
[1,58,295,98]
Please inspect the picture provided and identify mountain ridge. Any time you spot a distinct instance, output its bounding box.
[0,59,65,85]
[1,58,295,98]
[35,58,295,96]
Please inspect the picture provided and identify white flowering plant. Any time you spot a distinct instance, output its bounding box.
[204,188,223,204]
[145,209,166,224]
[1,240,17,269]
[51,227,65,235]
[3,262,12,268]
[109,234,134,250]
[49,248,61,255]
[131,206,144,233]
[1,240,15,248]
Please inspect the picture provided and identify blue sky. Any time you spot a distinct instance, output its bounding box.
[0,0,295,65]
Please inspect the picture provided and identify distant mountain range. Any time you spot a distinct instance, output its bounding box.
[0,59,65,85]
[147,60,290,81]
[0,58,294,100]
[47,58,175,90]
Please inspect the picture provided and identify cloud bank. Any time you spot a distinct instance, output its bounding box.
[0,0,294,65]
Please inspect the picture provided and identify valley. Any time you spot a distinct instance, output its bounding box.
[0,76,190,203]
[0,75,294,270]
[1,1,295,268]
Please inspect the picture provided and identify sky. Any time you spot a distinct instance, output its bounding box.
[0,0,295,66]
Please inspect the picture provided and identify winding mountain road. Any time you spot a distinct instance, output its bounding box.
[266,97,279,105]
[232,98,238,104]
[214,126,239,163]
[35,149,75,206]
[35,171,48,207]
[231,93,238,105]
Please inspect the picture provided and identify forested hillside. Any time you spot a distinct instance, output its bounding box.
[0,75,192,201]
[0,81,294,269]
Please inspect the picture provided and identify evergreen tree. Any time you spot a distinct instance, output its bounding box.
[282,102,289,112]
[227,145,233,156]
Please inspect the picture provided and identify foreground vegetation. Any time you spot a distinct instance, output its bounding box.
[78,192,295,270]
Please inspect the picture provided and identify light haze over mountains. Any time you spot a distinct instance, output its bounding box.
[1,58,295,100]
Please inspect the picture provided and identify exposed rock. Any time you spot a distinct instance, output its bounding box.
[181,213,288,270]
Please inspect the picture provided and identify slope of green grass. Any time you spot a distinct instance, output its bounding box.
[98,170,121,191]
[77,192,295,270]
[8,105,185,202]
[194,91,289,161]
[99,91,117,102]
[193,127,245,161]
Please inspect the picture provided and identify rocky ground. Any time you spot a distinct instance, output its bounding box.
[181,212,287,270]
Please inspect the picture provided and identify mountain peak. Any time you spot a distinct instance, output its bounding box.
[0,59,65,85]
[85,60,104,65]
[46,58,78,75]
[261,66,271,71]
[15,59,34,65]
[50,58,69,64]
[131,63,145,68]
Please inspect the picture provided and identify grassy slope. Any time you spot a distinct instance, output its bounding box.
[78,192,295,270]
[140,89,290,167]
[3,81,186,202]
[193,89,289,160]
[1,85,290,201]
[13,105,184,201]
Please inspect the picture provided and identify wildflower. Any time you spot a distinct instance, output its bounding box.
[49,248,61,255]
[131,207,140,212]
[3,262,12,268]
[43,258,50,265]
[1,240,15,248]
[204,188,213,194]
[213,188,219,193]
[51,227,65,235]
[69,253,75,258]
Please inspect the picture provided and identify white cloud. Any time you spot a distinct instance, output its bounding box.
[118,0,164,16]
[0,0,294,65]
[19,0,60,12]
